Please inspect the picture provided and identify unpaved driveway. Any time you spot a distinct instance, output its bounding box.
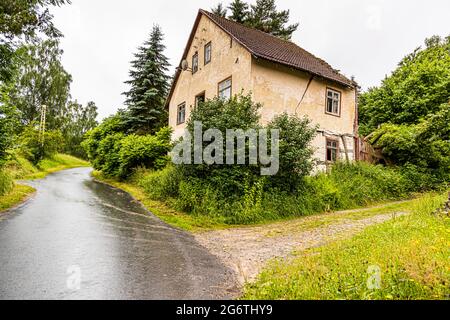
[195,206,407,285]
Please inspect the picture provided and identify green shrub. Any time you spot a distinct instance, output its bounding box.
[83,124,172,179]
[0,101,19,165]
[305,162,409,211]
[0,169,13,196]
[180,94,263,198]
[138,165,182,200]
[18,125,65,164]
[117,127,172,178]
[97,133,125,177]
[81,112,127,165]
[267,113,317,191]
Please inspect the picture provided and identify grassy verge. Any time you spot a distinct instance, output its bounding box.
[92,170,425,233]
[0,184,36,212]
[92,171,230,232]
[0,154,89,213]
[242,193,450,300]
[5,153,89,180]
[22,154,89,180]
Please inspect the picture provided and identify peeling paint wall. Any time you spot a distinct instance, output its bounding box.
[250,59,357,167]
[168,15,253,139]
[168,14,357,169]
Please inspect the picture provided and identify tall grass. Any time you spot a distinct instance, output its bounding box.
[135,162,443,225]
[0,169,13,196]
[242,193,450,300]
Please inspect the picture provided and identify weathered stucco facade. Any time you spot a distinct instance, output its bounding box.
[168,10,358,169]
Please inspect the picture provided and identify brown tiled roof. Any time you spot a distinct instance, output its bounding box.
[201,10,355,88]
[166,10,355,107]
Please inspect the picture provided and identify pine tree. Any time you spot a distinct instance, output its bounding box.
[123,25,170,134]
[228,0,249,24]
[211,3,227,17]
[246,0,299,40]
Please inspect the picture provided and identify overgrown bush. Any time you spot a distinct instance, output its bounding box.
[118,128,172,178]
[177,95,317,197]
[18,125,64,164]
[0,169,13,196]
[0,97,19,165]
[138,161,436,225]
[81,113,126,163]
[267,113,317,191]
[82,123,172,179]
[180,94,263,197]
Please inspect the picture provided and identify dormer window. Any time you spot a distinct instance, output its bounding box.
[192,52,198,74]
[204,42,211,65]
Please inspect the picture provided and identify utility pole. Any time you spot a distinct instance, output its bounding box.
[39,105,47,147]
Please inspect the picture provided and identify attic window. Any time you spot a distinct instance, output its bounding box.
[326,88,341,116]
[192,52,199,74]
[204,42,211,65]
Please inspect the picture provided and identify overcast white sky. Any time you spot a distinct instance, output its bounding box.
[51,0,450,120]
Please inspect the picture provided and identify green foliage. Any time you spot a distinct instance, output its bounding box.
[181,94,263,197]
[267,113,317,191]
[63,100,98,158]
[18,125,64,164]
[9,39,72,129]
[359,35,450,135]
[211,3,228,17]
[213,0,299,40]
[0,85,19,165]
[81,112,127,167]
[139,165,183,200]
[123,25,170,134]
[306,162,408,212]
[228,0,249,23]
[243,194,450,300]
[246,0,299,40]
[0,0,69,83]
[137,161,441,225]
[0,169,13,196]
[82,119,172,179]
[370,102,450,176]
[117,129,172,178]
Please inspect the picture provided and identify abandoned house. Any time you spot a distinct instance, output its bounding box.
[166,9,359,169]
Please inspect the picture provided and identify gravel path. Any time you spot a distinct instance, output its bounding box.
[195,209,407,286]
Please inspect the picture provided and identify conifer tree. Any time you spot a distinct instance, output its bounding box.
[123,25,170,134]
[211,3,227,17]
[228,0,249,24]
[247,0,299,40]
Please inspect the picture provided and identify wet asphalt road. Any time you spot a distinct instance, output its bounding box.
[0,168,238,300]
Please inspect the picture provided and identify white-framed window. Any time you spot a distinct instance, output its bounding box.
[192,52,198,74]
[204,42,211,65]
[177,103,186,125]
[218,77,232,100]
[326,88,341,116]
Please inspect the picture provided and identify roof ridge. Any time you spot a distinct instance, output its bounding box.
[200,9,350,83]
